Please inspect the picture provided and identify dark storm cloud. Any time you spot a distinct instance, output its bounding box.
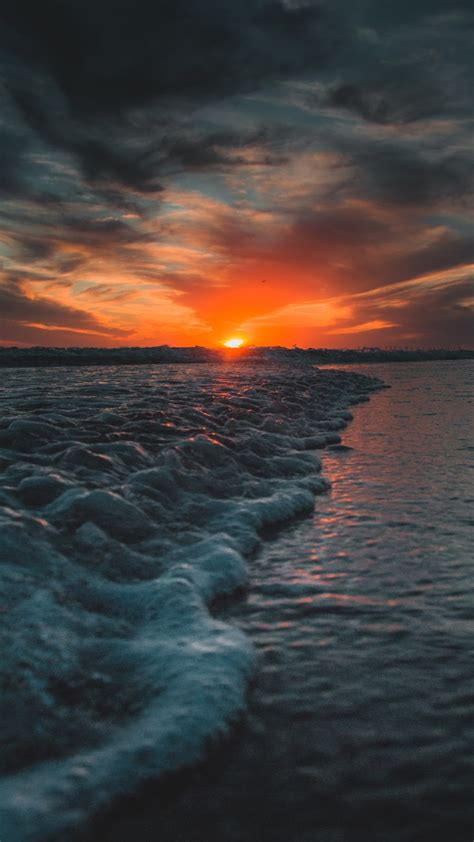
[0,127,32,196]
[0,0,345,193]
[331,0,473,25]
[5,85,165,194]
[350,143,473,208]
[154,127,292,172]
[0,0,470,201]
[325,4,473,125]
[58,217,152,248]
[1,0,342,111]
[0,0,472,347]
[7,218,151,275]
[326,74,446,127]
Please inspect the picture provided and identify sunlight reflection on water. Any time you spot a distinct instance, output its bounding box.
[81,360,473,842]
[220,361,472,840]
[223,360,473,841]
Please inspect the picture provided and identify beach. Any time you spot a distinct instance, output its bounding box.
[1,0,472,834]
[73,360,474,842]
[0,360,383,840]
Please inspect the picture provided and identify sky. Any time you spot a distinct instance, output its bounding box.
[0,0,472,348]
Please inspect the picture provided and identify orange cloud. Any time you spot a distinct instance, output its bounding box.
[326,319,397,335]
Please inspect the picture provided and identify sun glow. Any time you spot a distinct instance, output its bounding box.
[223,337,244,348]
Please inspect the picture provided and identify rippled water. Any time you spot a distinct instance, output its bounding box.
[85,360,473,842]
[0,361,382,841]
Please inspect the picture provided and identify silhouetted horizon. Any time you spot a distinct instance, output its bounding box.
[0,344,473,367]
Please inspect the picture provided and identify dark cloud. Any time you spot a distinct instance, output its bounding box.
[355,146,472,208]
[293,210,471,288]
[325,4,473,125]
[350,272,474,347]
[326,74,445,126]
[6,218,151,278]
[5,86,165,194]
[406,280,473,346]
[1,1,343,112]
[0,0,345,193]
[0,279,126,335]
[54,255,88,276]
[0,322,126,346]
[0,0,471,205]
[0,128,32,196]
[194,200,473,297]
[331,0,473,27]
[59,217,151,248]
[0,0,472,346]
[18,238,57,263]
[154,127,291,172]
[382,231,474,284]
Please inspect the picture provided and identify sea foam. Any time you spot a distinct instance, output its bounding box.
[0,361,383,840]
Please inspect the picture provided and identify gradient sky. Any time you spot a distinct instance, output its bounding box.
[0,0,473,348]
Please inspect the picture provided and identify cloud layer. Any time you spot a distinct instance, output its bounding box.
[0,0,472,346]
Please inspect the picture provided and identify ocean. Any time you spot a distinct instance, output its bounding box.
[0,360,472,841]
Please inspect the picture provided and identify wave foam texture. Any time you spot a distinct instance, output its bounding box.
[0,362,382,840]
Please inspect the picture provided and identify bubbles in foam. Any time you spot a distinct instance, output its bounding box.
[0,361,382,840]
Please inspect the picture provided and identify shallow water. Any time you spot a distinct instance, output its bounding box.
[0,361,381,841]
[83,360,473,842]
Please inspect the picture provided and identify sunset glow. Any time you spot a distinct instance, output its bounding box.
[1,4,473,840]
[223,338,244,349]
[0,0,472,350]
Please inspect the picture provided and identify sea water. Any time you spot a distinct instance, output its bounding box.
[0,361,382,841]
[78,360,473,842]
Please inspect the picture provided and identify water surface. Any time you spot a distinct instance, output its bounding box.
[0,362,379,840]
[87,360,473,842]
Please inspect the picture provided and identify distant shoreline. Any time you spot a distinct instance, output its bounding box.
[0,346,472,368]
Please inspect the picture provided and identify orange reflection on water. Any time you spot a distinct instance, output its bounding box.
[319,592,399,607]
[292,567,349,584]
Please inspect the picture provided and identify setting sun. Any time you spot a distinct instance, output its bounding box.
[223,338,244,348]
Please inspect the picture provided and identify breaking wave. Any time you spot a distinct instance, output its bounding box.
[0,361,383,840]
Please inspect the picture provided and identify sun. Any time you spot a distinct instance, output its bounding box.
[223,337,244,348]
